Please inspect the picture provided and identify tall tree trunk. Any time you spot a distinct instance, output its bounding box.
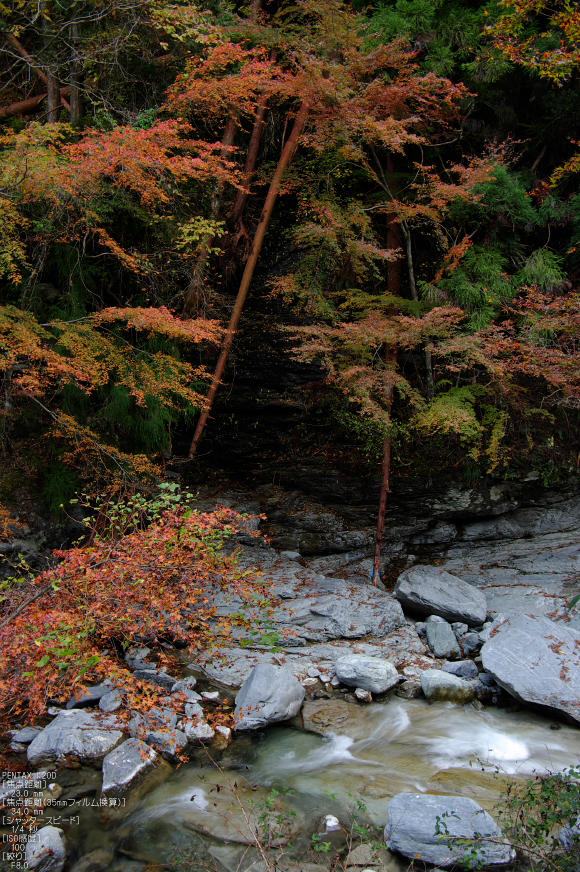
[41,2,60,122]
[372,347,398,585]
[6,33,71,112]
[188,102,310,458]
[69,22,82,124]
[182,113,238,318]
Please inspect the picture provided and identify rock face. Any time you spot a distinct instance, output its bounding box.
[27,710,124,768]
[420,670,475,705]
[25,825,67,872]
[384,794,515,868]
[394,566,487,626]
[335,654,399,694]
[101,738,160,796]
[480,613,580,724]
[235,664,305,730]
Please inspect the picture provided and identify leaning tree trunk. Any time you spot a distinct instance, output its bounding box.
[188,102,310,458]
[372,347,398,585]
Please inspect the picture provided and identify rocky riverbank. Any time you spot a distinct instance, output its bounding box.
[2,483,580,872]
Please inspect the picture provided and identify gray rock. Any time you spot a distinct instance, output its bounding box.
[235,664,305,730]
[384,793,515,867]
[27,710,124,768]
[452,622,469,639]
[10,727,41,744]
[101,738,160,796]
[395,566,487,626]
[480,613,580,724]
[335,655,399,694]
[442,660,479,680]
[25,825,66,872]
[461,633,483,656]
[66,683,111,709]
[134,670,176,691]
[144,728,187,760]
[420,670,475,705]
[182,719,215,741]
[354,688,373,703]
[395,680,423,699]
[99,689,122,712]
[184,701,204,720]
[425,621,461,659]
[171,677,197,693]
[280,550,302,561]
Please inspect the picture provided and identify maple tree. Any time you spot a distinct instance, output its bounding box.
[0,490,270,727]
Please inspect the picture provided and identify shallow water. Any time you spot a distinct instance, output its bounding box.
[29,698,580,870]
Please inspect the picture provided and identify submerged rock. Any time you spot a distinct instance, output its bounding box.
[27,710,124,768]
[235,663,305,730]
[384,793,515,868]
[481,613,580,724]
[395,566,487,626]
[335,654,399,694]
[420,670,475,705]
[25,825,67,872]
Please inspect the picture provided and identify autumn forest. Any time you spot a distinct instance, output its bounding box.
[1,0,580,730]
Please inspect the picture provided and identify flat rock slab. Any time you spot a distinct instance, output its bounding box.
[235,663,305,730]
[384,793,515,868]
[395,566,487,626]
[480,613,580,724]
[204,547,405,645]
[101,738,161,796]
[439,522,580,619]
[27,710,124,768]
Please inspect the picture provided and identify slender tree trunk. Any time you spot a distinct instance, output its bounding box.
[182,113,238,318]
[69,22,82,124]
[386,155,402,296]
[41,2,60,122]
[372,347,398,585]
[228,97,269,228]
[188,102,310,458]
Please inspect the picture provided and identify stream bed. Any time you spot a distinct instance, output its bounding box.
[60,697,580,871]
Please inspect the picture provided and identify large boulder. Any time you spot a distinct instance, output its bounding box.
[101,738,162,797]
[480,613,580,724]
[25,825,67,872]
[395,566,487,626]
[335,654,399,694]
[235,664,305,730]
[384,794,515,868]
[27,710,124,768]
[420,670,475,705]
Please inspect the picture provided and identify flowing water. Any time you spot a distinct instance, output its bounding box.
[62,698,580,871]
